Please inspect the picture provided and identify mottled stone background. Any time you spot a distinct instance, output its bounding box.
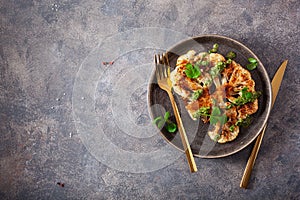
[0,0,299,199]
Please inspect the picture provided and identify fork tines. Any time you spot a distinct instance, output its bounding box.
[154,53,170,79]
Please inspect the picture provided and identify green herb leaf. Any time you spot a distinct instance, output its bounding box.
[211,106,221,116]
[164,111,170,121]
[153,116,164,129]
[185,63,201,79]
[216,61,225,69]
[157,119,165,129]
[226,59,232,64]
[219,115,228,125]
[245,92,253,99]
[210,116,218,125]
[153,116,163,125]
[246,57,258,70]
[247,63,257,70]
[209,106,227,125]
[213,43,219,49]
[248,57,257,63]
[165,121,177,132]
[208,43,219,53]
[153,112,177,132]
[241,87,250,99]
[232,87,261,106]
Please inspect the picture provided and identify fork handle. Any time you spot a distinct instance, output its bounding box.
[167,91,198,173]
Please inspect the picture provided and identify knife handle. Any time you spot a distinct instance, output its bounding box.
[240,124,267,188]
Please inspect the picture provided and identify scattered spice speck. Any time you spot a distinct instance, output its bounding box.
[57,182,65,187]
[102,61,114,66]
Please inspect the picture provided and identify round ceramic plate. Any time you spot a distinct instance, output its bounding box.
[148,35,272,158]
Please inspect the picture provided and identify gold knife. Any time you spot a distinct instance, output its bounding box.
[240,60,288,188]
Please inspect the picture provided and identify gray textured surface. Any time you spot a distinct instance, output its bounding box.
[0,0,299,199]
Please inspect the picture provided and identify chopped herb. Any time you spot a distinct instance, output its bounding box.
[213,43,219,49]
[192,106,210,118]
[195,59,209,66]
[191,89,203,100]
[200,60,209,66]
[217,61,226,70]
[204,78,212,86]
[235,115,252,127]
[209,66,219,78]
[228,87,261,107]
[209,61,226,78]
[209,43,219,53]
[226,59,232,64]
[185,63,201,79]
[226,51,236,59]
[226,104,233,109]
[214,134,221,142]
[229,125,235,132]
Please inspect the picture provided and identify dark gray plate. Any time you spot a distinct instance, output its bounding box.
[148,35,272,158]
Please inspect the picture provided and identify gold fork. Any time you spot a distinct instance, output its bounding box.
[154,53,198,173]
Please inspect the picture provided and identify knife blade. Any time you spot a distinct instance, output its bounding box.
[240,60,288,189]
